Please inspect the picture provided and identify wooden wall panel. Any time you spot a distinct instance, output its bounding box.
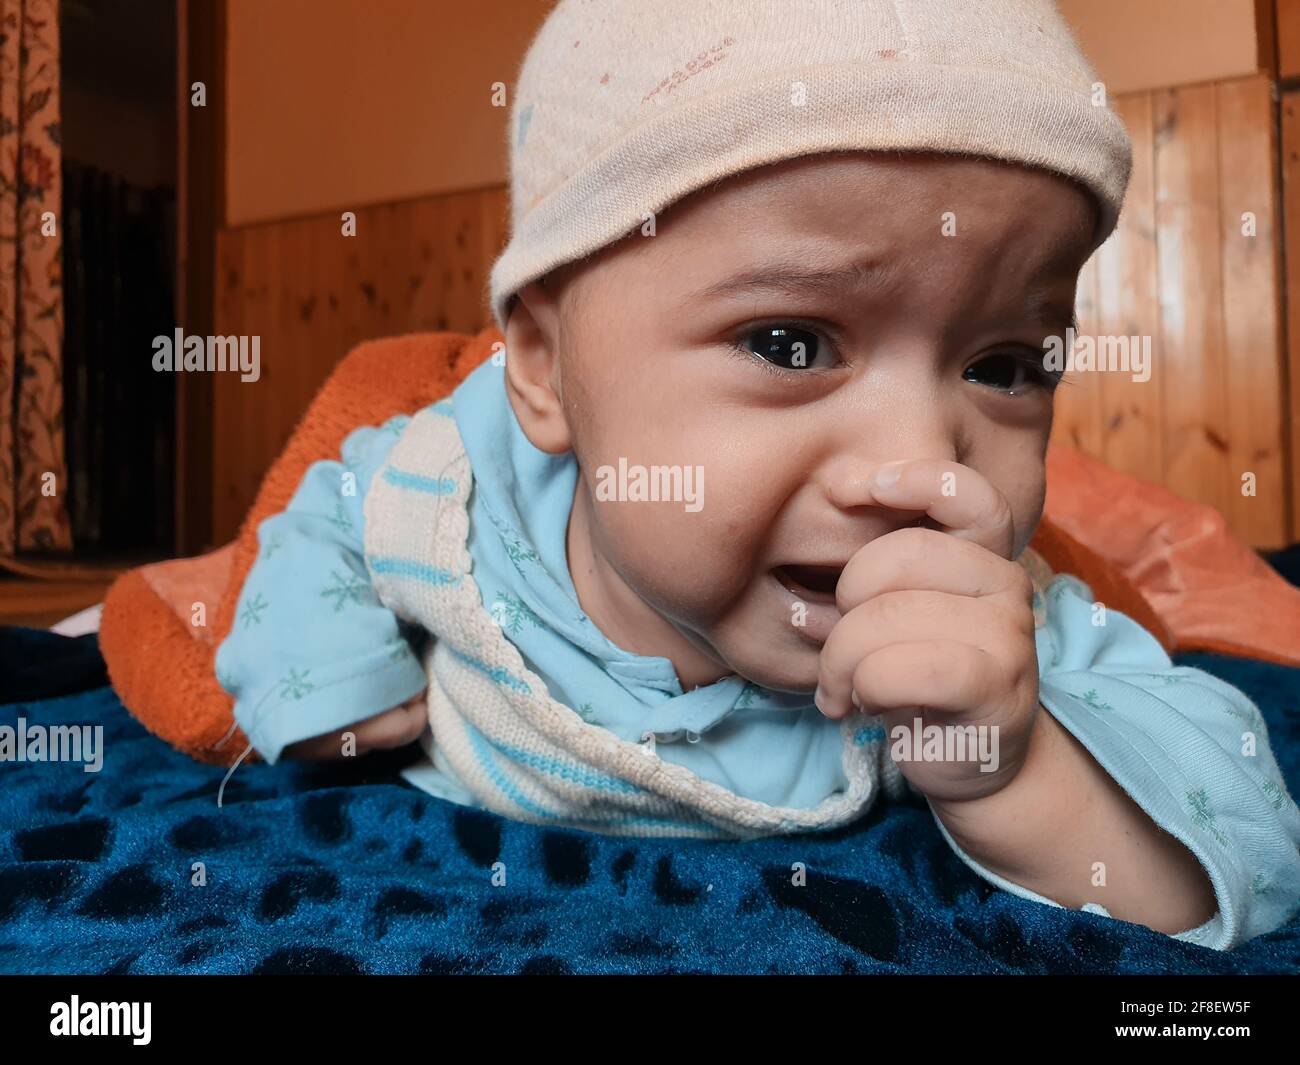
[1050,73,1290,549]
[1153,83,1234,522]
[1216,77,1287,546]
[1282,91,1300,540]
[211,186,508,543]
[1278,0,1300,78]
[1097,92,1164,485]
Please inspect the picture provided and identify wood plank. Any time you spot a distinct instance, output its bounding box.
[1216,75,1289,547]
[0,577,114,628]
[1096,91,1165,486]
[1152,83,1234,522]
[1279,0,1300,79]
[1258,0,1279,78]
[1281,90,1300,539]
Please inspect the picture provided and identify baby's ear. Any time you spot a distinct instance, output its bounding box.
[502,280,572,455]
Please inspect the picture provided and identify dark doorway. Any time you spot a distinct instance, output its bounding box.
[60,0,178,556]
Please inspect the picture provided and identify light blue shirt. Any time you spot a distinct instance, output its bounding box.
[216,361,850,806]
[215,358,1300,949]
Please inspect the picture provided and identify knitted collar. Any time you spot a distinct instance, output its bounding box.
[362,358,901,836]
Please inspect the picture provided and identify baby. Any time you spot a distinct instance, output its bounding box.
[216,0,1300,950]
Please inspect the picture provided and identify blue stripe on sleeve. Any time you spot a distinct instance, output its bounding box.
[382,467,458,494]
[370,556,463,586]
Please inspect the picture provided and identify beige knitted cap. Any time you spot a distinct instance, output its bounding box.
[488,0,1132,332]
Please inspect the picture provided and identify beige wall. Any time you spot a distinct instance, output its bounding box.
[1058,0,1259,94]
[224,0,542,226]
[225,0,1263,227]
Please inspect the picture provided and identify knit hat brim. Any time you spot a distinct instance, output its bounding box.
[489,61,1131,332]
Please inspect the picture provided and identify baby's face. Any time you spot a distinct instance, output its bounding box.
[506,152,1095,694]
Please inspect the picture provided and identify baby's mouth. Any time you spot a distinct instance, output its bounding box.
[773,564,843,604]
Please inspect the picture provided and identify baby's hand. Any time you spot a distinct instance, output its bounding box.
[813,459,1039,803]
[282,691,429,761]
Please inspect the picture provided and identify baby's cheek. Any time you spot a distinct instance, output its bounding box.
[996,470,1046,556]
[608,501,758,615]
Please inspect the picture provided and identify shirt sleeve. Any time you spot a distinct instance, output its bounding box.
[214,414,428,764]
[932,572,1300,951]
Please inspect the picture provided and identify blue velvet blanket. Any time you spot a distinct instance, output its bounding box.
[1,626,1298,974]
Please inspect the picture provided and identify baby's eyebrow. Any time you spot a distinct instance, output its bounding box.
[687,258,901,305]
[690,262,1078,331]
[1022,285,1079,334]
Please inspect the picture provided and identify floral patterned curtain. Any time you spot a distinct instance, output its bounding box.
[0,0,68,554]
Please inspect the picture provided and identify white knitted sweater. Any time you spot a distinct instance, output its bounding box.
[363,404,911,839]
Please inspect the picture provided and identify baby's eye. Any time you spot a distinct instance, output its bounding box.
[733,323,832,371]
[963,349,1060,394]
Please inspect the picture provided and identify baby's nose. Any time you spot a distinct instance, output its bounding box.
[813,381,958,508]
[821,450,956,513]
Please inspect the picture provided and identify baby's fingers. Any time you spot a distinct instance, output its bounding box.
[848,640,998,718]
[815,592,994,718]
[836,527,1024,615]
[354,696,430,750]
[283,696,428,760]
[870,459,1016,559]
